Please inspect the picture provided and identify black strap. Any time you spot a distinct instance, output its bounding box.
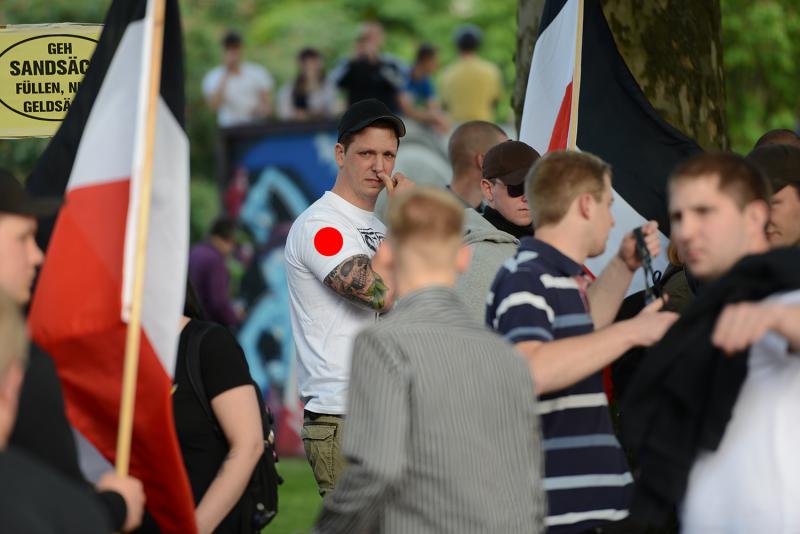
[184,321,224,438]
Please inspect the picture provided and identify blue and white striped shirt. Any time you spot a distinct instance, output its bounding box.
[486,237,632,534]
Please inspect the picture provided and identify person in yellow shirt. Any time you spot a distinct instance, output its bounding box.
[440,25,502,123]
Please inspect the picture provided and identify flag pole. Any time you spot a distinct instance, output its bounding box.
[567,0,585,150]
[115,0,167,477]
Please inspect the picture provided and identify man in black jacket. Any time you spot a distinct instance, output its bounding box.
[623,153,800,532]
[0,289,112,533]
[0,169,145,532]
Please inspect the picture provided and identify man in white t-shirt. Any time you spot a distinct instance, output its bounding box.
[285,99,413,495]
[628,152,800,533]
[202,31,274,127]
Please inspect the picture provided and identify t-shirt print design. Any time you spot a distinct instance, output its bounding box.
[357,228,385,253]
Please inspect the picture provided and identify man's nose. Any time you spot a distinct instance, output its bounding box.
[674,217,694,242]
[30,241,44,268]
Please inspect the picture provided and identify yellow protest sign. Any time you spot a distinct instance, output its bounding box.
[0,24,102,138]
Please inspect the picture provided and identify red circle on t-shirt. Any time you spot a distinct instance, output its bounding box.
[314,227,344,256]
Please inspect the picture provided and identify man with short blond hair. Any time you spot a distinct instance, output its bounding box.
[316,187,546,534]
[486,150,678,533]
[528,151,609,228]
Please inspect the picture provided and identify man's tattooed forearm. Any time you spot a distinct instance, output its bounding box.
[324,254,388,311]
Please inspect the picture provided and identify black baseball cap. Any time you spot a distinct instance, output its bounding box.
[482,140,541,186]
[746,144,800,193]
[337,99,406,143]
[0,168,62,217]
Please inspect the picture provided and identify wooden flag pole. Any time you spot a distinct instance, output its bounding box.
[567,0,585,150]
[115,0,167,477]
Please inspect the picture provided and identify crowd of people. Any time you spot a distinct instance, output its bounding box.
[202,22,504,131]
[2,19,800,534]
[285,99,800,534]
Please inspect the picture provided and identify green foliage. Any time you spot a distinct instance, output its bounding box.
[721,0,800,152]
[3,0,798,184]
[2,0,518,220]
[189,177,222,243]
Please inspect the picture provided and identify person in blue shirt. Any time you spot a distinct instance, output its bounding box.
[398,44,449,134]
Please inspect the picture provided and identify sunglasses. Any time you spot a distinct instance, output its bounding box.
[491,179,525,198]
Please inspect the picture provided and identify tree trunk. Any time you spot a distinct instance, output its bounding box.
[512,0,547,134]
[514,0,728,150]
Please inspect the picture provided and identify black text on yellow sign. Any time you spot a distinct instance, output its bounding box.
[0,24,101,138]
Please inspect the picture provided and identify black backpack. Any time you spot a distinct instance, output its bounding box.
[185,321,281,532]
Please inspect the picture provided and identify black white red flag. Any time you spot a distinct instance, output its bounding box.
[26,0,195,532]
[520,0,701,277]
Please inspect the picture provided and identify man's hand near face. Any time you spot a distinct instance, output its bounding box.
[378,171,415,197]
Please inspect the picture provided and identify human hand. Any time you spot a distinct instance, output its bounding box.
[712,302,784,356]
[629,297,679,347]
[378,171,415,196]
[618,220,660,272]
[96,471,146,532]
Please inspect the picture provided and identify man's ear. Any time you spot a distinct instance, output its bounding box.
[475,152,485,172]
[480,179,494,204]
[334,143,346,168]
[745,200,770,237]
[577,192,594,220]
[456,244,473,275]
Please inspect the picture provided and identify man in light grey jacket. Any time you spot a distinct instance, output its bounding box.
[456,207,519,321]
[455,140,540,322]
[315,187,545,534]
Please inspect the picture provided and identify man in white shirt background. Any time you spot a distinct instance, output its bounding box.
[284,99,414,495]
[202,31,274,127]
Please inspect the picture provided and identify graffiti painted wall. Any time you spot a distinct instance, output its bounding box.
[218,119,452,457]
[219,121,338,456]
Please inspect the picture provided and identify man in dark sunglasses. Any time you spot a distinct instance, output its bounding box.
[480,140,539,238]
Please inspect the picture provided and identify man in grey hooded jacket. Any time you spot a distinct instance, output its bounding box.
[456,208,519,321]
[455,141,540,322]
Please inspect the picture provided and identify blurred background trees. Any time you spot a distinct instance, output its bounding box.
[2,0,798,219]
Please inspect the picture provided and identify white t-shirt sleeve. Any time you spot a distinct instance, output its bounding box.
[301,215,371,283]
[252,65,275,92]
[202,67,222,99]
[276,83,293,120]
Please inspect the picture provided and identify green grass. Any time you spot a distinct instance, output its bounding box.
[264,457,322,534]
